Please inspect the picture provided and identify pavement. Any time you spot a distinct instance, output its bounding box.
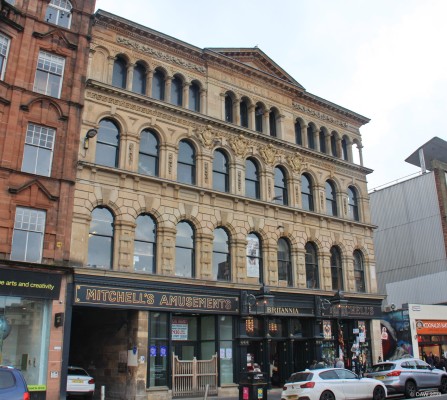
[181,388,283,400]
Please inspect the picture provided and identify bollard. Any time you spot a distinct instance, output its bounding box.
[101,385,105,400]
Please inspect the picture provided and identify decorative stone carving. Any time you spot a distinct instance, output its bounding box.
[292,102,348,128]
[168,153,173,175]
[196,125,215,149]
[230,135,250,158]
[260,143,278,166]
[128,143,134,166]
[204,162,209,183]
[287,153,303,174]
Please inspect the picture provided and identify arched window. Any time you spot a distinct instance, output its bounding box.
[319,130,326,153]
[213,150,229,192]
[45,0,72,29]
[269,110,277,137]
[307,125,315,149]
[189,82,200,112]
[331,133,338,157]
[255,104,263,132]
[348,186,359,221]
[325,180,337,217]
[240,99,249,128]
[152,69,165,100]
[305,242,319,289]
[138,129,159,176]
[274,167,288,205]
[295,120,302,145]
[247,233,263,283]
[213,227,231,281]
[301,174,314,211]
[278,238,292,286]
[175,221,195,278]
[341,136,349,161]
[354,250,365,292]
[225,94,233,123]
[95,119,120,168]
[134,214,156,273]
[177,140,195,185]
[132,63,146,95]
[245,158,260,199]
[87,207,114,269]
[330,246,343,291]
[112,56,127,89]
[171,75,183,106]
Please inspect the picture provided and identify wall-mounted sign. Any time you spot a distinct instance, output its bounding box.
[320,303,382,319]
[415,320,447,335]
[74,284,239,314]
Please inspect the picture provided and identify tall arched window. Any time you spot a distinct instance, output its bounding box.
[319,130,326,153]
[87,207,114,269]
[307,125,315,149]
[295,120,302,145]
[341,136,349,161]
[354,250,365,292]
[45,0,72,28]
[225,94,233,123]
[152,69,165,100]
[171,75,183,106]
[325,180,337,216]
[112,56,127,89]
[348,186,359,221]
[331,133,338,157]
[177,140,195,185]
[245,158,260,199]
[255,104,263,132]
[240,98,249,128]
[95,119,120,168]
[189,81,200,112]
[138,129,159,176]
[175,221,195,278]
[301,174,314,211]
[305,242,319,289]
[274,167,288,205]
[213,150,229,192]
[247,233,263,283]
[213,228,231,281]
[269,110,277,137]
[278,238,292,286]
[132,63,146,95]
[134,214,156,273]
[330,246,343,291]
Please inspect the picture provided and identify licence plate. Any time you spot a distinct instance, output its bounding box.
[375,376,385,380]
[72,379,84,383]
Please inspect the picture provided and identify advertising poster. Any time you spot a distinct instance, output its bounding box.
[323,320,332,339]
[171,318,188,340]
[358,320,366,342]
[246,236,260,278]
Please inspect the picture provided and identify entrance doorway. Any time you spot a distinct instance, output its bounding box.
[173,342,197,360]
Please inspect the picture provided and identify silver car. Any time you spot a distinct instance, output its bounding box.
[364,357,447,398]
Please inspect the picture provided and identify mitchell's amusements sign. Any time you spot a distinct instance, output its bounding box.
[74,284,239,314]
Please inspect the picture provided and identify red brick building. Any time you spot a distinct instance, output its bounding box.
[0,1,95,398]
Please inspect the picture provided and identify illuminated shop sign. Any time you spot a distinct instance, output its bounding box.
[321,304,382,319]
[415,320,447,334]
[0,268,62,300]
[265,306,314,316]
[74,284,239,314]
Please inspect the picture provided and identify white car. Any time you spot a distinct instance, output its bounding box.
[281,368,387,400]
[66,366,95,399]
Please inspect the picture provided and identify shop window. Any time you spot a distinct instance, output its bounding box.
[348,186,359,221]
[177,140,196,185]
[171,75,183,106]
[274,166,288,205]
[325,180,338,216]
[112,55,127,89]
[87,207,114,269]
[200,315,216,359]
[213,227,231,281]
[95,118,120,168]
[21,123,55,177]
[132,62,147,95]
[247,233,263,283]
[353,250,365,292]
[305,242,319,289]
[245,158,260,199]
[277,238,292,286]
[0,33,10,81]
[175,221,195,278]
[245,317,262,337]
[45,0,72,29]
[213,149,229,192]
[148,312,169,387]
[34,50,65,98]
[189,81,200,112]
[134,214,156,274]
[219,316,234,384]
[138,129,159,176]
[11,207,46,263]
[330,246,343,291]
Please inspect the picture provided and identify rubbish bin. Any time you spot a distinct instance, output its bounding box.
[238,371,268,400]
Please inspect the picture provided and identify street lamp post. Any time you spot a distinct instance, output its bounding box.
[331,290,348,363]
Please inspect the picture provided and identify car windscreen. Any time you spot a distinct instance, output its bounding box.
[287,372,313,383]
[370,363,395,372]
[68,368,89,376]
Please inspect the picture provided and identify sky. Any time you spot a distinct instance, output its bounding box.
[95,0,447,191]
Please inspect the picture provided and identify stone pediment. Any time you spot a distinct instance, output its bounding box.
[32,28,77,50]
[207,47,304,89]
[9,179,59,201]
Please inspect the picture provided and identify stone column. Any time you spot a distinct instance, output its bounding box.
[165,76,172,103]
[183,82,190,109]
[197,232,213,280]
[301,123,308,147]
[200,88,207,114]
[127,63,135,91]
[320,252,332,291]
[358,144,364,166]
[277,114,285,140]
[263,111,270,135]
[296,248,307,289]
[234,96,241,125]
[107,56,115,85]
[348,141,354,163]
[248,104,255,130]
[146,70,153,97]
[314,128,320,152]
[336,138,343,159]
[114,220,137,272]
[158,226,176,276]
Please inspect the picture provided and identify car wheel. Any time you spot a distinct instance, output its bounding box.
[440,377,447,394]
[320,390,335,400]
[405,380,417,398]
[373,385,386,400]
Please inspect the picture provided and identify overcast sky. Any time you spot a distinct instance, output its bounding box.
[95,0,447,191]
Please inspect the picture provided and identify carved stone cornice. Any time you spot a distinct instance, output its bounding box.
[292,102,348,129]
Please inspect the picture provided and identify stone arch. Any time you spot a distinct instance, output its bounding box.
[174,214,204,237]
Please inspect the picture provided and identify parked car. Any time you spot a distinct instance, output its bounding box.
[281,368,387,400]
[0,365,30,400]
[66,366,95,399]
[364,357,447,398]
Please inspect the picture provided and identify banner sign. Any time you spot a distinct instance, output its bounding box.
[74,284,239,314]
